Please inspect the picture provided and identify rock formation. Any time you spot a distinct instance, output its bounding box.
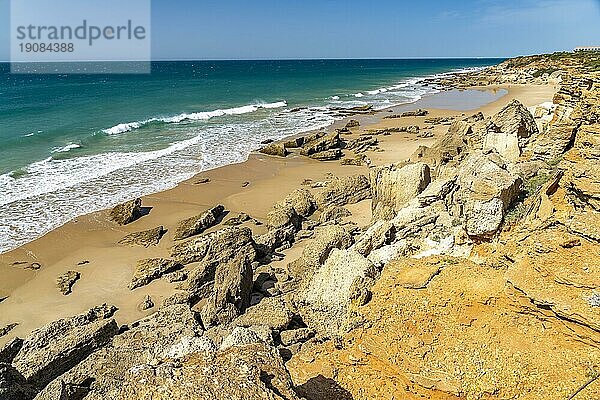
[129,258,182,290]
[118,226,166,247]
[109,198,143,225]
[56,271,80,295]
[173,205,225,240]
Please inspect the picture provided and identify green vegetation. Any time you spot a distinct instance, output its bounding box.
[504,172,553,225]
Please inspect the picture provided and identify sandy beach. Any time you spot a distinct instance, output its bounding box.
[0,83,558,347]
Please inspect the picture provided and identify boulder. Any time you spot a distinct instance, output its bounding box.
[284,188,317,218]
[298,249,378,336]
[280,328,315,346]
[309,148,342,161]
[300,132,341,157]
[163,336,216,359]
[199,251,254,327]
[370,162,431,219]
[140,295,154,310]
[118,343,301,400]
[12,305,118,389]
[267,201,301,230]
[34,304,202,400]
[118,226,166,247]
[233,296,293,331]
[173,205,225,240]
[319,205,352,223]
[129,259,183,290]
[401,109,428,117]
[345,119,360,129]
[288,225,354,282]
[224,212,259,226]
[483,99,538,161]
[283,137,305,149]
[0,324,17,338]
[171,226,255,265]
[220,327,264,350]
[260,143,288,157]
[56,271,80,295]
[456,151,522,239]
[315,175,371,207]
[255,225,297,254]
[109,198,143,225]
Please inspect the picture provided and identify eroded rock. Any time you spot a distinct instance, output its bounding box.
[173,205,225,241]
[118,226,166,247]
[129,259,183,290]
[109,198,143,225]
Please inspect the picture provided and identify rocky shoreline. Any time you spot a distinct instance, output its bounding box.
[2,52,600,399]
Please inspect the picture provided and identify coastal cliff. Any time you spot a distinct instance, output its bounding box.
[1,52,600,399]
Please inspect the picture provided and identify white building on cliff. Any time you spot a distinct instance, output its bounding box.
[574,46,600,52]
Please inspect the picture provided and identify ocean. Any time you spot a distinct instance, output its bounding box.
[0,58,502,253]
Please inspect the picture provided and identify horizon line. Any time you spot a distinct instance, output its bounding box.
[0,56,511,63]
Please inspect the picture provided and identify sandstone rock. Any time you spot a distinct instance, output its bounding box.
[288,225,354,281]
[109,198,143,225]
[391,258,442,289]
[341,157,364,166]
[118,226,166,247]
[267,201,301,230]
[129,258,183,290]
[173,205,225,240]
[260,143,288,157]
[284,188,317,218]
[319,205,352,223]
[200,250,254,327]
[315,175,371,207]
[163,335,216,359]
[164,270,187,283]
[13,305,118,389]
[370,162,431,219]
[413,120,472,166]
[300,131,341,157]
[220,327,264,350]
[401,109,428,117]
[171,226,255,265]
[0,324,17,338]
[140,295,154,310]
[255,225,297,254]
[234,296,293,330]
[118,343,301,400]
[309,148,342,161]
[298,249,378,336]
[456,151,522,239]
[351,220,395,256]
[56,271,80,295]
[483,99,538,161]
[345,119,360,129]
[280,328,315,346]
[34,304,201,400]
[284,137,305,148]
[224,212,259,226]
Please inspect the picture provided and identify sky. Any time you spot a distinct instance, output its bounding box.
[1,0,599,60]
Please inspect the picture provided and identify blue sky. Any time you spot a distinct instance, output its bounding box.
[1,0,599,60]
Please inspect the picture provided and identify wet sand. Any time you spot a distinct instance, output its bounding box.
[0,83,558,346]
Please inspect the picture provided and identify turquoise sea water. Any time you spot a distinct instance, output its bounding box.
[0,59,501,252]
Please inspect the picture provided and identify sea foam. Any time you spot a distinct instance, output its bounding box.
[102,101,288,135]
